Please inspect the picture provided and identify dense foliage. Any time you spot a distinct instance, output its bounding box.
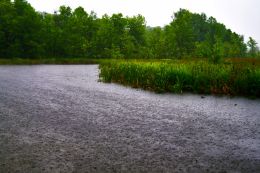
[100,60,260,97]
[0,0,259,59]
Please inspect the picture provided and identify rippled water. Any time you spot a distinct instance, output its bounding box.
[0,65,259,173]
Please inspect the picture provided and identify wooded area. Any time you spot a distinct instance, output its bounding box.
[0,0,259,60]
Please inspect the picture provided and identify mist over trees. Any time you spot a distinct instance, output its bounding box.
[0,0,259,59]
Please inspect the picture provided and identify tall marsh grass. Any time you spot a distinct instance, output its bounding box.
[99,61,260,97]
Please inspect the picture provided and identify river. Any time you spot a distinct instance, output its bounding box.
[0,65,259,173]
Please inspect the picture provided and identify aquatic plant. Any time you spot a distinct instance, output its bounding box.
[99,60,260,97]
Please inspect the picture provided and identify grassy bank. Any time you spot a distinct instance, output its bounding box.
[0,58,101,65]
[99,60,260,97]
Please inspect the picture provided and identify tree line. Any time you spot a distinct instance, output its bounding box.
[0,0,259,60]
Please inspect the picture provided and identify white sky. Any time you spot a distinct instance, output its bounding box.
[27,0,260,44]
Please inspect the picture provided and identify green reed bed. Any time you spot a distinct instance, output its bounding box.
[99,61,260,97]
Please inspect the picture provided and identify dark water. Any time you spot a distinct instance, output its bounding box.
[0,65,259,173]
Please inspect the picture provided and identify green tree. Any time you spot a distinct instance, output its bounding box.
[67,7,97,57]
[124,15,147,58]
[0,0,15,58]
[0,2,253,60]
[0,0,43,58]
[94,14,114,58]
[13,0,43,58]
[167,9,196,58]
[247,37,258,57]
[146,27,167,58]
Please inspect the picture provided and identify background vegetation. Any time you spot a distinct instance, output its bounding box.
[1,0,259,60]
[1,0,260,97]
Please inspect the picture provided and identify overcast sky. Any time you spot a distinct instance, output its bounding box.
[27,0,260,44]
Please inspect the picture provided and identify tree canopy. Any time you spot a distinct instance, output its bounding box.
[0,0,259,59]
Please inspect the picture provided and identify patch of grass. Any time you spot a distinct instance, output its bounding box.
[99,60,260,97]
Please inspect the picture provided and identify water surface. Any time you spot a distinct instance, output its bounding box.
[0,65,259,173]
